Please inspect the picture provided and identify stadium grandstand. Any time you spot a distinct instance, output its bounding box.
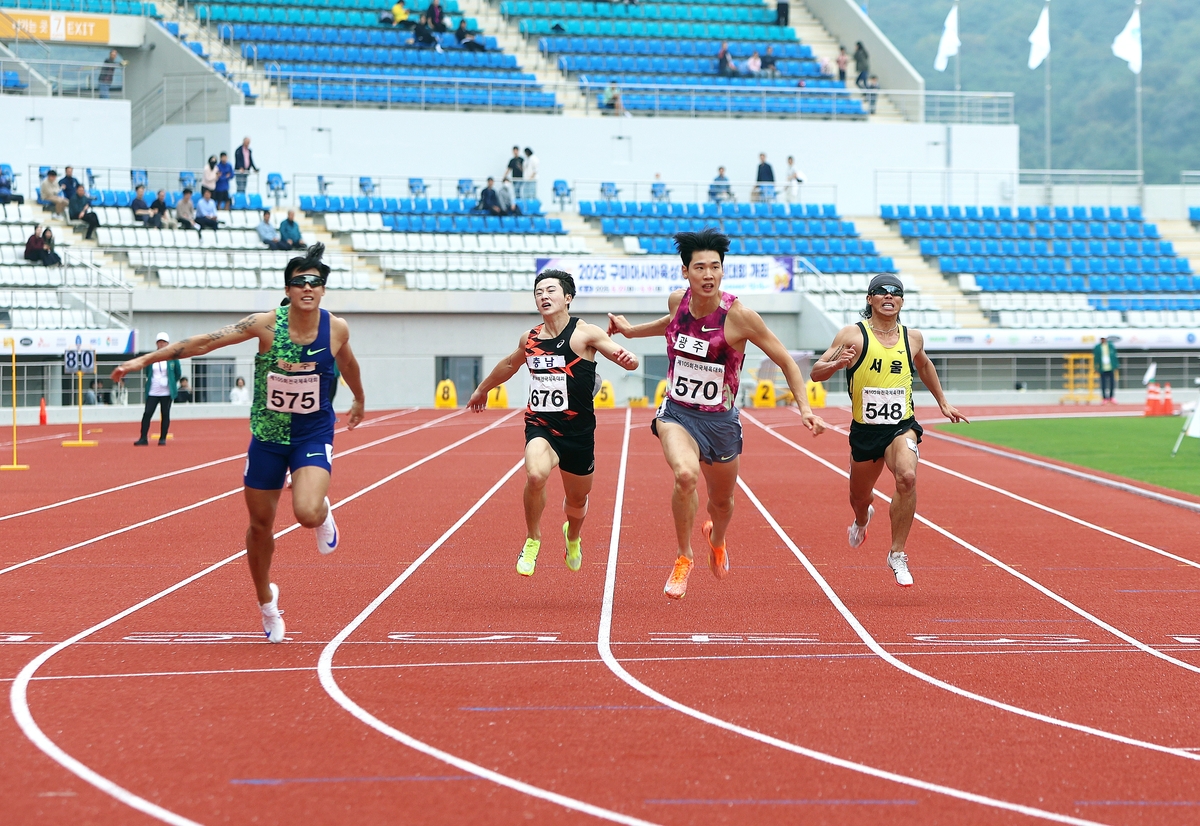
[0,0,1197,415]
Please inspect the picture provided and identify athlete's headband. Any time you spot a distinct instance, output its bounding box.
[867,273,904,294]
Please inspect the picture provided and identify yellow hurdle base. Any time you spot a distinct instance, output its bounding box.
[1,464,29,470]
[62,440,99,447]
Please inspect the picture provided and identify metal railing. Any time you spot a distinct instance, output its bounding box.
[0,57,125,98]
[0,359,141,408]
[567,177,838,208]
[876,169,1147,211]
[0,282,133,331]
[131,74,244,147]
[27,163,262,200]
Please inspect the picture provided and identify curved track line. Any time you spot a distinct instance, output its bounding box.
[748,413,1200,679]
[316,459,660,826]
[0,408,421,523]
[596,410,1106,825]
[0,410,463,578]
[924,428,1200,514]
[10,413,515,825]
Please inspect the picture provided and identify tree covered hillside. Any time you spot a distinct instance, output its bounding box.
[865,0,1200,183]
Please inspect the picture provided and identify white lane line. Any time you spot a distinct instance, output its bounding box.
[0,431,74,447]
[9,412,516,826]
[736,476,1200,762]
[317,459,659,826]
[750,414,1200,678]
[597,410,1105,825]
[924,428,1200,515]
[0,408,420,523]
[0,409,464,578]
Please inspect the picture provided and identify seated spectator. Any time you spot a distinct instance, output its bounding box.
[497,181,521,216]
[278,210,304,249]
[59,166,81,199]
[745,51,762,75]
[84,380,109,405]
[0,167,23,205]
[716,41,734,77]
[456,19,485,51]
[194,189,220,230]
[68,184,100,240]
[761,46,778,77]
[412,14,440,48]
[229,376,250,404]
[40,227,62,266]
[601,81,624,115]
[175,377,193,403]
[24,225,47,264]
[708,166,732,202]
[131,184,157,227]
[150,188,174,228]
[256,210,290,250]
[40,170,69,217]
[176,188,197,230]
[478,177,503,215]
[387,0,412,27]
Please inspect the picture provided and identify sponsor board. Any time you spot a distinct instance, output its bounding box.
[0,12,110,43]
[535,256,793,295]
[923,328,1200,352]
[3,329,135,356]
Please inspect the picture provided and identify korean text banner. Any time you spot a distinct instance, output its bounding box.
[535,256,793,295]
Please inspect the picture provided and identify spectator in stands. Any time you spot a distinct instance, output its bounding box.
[175,377,193,404]
[836,46,848,82]
[745,51,762,75]
[131,184,157,227]
[478,177,503,215]
[784,155,805,202]
[522,147,539,200]
[257,210,291,250]
[40,170,69,217]
[853,41,869,88]
[59,166,81,198]
[456,19,485,51]
[25,225,50,265]
[229,376,250,404]
[601,81,624,115]
[503,145,524,198]
[99,49,124,99]
[412,14,439,48]
[151,188,175,228]
[427,0,447,32]
[754,153,774,201]
[708,166,732,202]
[1093,336,1120,404]
[234,137,258,195]
[865,74,880,114]
[201,156,219,197]
[40,227,62,266]
[84,380,98,405]
[215,152,234,211]
[176,188,197,230]
[195,189,219,231]
[775,0,788,26]
[761,45,778,78]
[716,42,734,76]
[497,181,520,216]
[69,184,100,239]
[279,210,304,249]
[388,0,412,28]
[0,167,23,205]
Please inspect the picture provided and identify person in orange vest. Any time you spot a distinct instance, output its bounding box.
[1093,336,1119,404]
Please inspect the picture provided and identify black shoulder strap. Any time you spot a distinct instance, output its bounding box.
[848,321,869,374]
[901,325,916,375]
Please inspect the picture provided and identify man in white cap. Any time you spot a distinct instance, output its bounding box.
[135,332,183,445]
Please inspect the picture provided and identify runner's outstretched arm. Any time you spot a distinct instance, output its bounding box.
[333,328,366,429]
[467,336,525,412]
[911,332,968,423]
[583,323,639,370]
[606,312,670,340]
[110,313,267,382]
[740,306,826,435]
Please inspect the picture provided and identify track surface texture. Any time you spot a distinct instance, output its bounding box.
[3,405,1199,825]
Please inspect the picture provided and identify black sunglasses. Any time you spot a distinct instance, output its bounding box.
[869,284,904,297]
[287,274,325,288]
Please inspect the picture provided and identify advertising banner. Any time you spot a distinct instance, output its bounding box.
[4,329,135,356]
[535,256,793,296]
[0,12,110,43]
[922,328,1200,352]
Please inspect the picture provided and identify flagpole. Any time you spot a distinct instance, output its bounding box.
[953,0,960,93]
[1135,0,1144,208]
[1043,0,1052,205]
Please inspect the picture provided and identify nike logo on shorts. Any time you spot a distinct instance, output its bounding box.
[719,454,735,461]
[306,347,327,355]
[307,452,323,457]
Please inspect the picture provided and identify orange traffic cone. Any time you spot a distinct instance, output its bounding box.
[1162,383,1175,416]
[38,397,47,426]
[1143,383,1161,417]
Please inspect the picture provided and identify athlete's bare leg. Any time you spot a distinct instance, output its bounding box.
[882,431,919,554]
[245,487,283,605]
[560,469,593,542]
[699,457,739,549]
[848,455,887,529]
[656,419,702,560]
[523,437,558,542]
[290,465,331,528]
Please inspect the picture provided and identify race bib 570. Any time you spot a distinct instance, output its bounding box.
[671,356,725,405]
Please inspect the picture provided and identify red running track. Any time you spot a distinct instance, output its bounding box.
[3,405,1200,824]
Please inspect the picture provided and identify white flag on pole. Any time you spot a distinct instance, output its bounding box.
[1112,8,1142,74]
[934,5,960,73]
[1028,6,1050,70]
[1142,361,1157,385]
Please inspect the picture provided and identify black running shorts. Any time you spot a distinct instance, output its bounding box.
[848,418,923,464]
[525,423,595,476]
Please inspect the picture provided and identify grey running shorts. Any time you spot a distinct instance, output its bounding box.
[652,398,743,465]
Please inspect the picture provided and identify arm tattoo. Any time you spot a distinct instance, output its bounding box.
[205,315,258,343]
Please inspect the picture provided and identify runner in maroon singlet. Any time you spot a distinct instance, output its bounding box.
[608,229,826,599]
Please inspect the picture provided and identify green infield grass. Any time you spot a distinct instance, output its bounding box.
[936,415,1200,497]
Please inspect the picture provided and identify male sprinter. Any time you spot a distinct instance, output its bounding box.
[113,245,365,641]
[810,273,966,587]
[467,270,639,576]
[608,229,825,600]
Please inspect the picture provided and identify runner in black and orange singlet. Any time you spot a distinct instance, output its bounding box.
[468,270,639,577]
[607,228,826,600]
[811,273,967,588]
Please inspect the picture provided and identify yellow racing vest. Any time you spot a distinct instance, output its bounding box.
[847,321,915,426]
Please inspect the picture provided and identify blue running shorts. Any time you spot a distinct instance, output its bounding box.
[243,437,333,491]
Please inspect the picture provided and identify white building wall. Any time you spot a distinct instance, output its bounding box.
[0,97,131,196]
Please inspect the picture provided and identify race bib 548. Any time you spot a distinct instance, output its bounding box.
[861,386,907,424]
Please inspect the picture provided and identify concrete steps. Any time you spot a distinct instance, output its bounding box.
[557,211,623,255]
[1154,220,1200,267]
[159,0,282,102]
[304,213,390,289]
[853,215,991,328]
